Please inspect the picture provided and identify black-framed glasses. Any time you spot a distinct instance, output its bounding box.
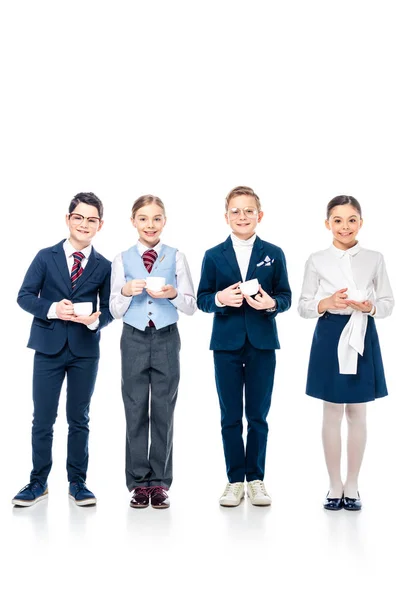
[68,213,101,227]
[227,207,258,219]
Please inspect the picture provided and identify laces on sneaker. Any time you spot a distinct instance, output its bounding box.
[18,481,42,494]
[248,480,267,495]
[71,482,87,492]
[223,483,242,497]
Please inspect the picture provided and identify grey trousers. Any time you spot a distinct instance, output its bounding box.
[121,322,180,490]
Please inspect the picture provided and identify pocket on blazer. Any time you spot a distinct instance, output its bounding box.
[33,318,55,330]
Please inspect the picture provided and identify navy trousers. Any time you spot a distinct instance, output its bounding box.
[213,338,276,483]
[31,345,99,485]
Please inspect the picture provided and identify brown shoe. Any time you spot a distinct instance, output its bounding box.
[150,486,170,509]
[130,487,151,508]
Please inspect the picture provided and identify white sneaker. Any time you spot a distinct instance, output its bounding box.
[219,482,245,507]
[247,480,272,506]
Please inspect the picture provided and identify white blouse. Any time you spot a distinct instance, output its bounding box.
[298,243,394,375]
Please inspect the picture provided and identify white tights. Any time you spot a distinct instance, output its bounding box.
[322,401,367,499]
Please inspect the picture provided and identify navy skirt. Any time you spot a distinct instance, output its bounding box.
[306,313,387,404]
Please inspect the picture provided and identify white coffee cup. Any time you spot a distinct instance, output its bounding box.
[239,278,260,296]
[73,302,93,316]
[146,276,166,292]
[348,289,368,302]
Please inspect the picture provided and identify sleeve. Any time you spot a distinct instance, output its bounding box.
[97,260,114,330]
[266,247,292,317]
[197,251,226,314]
[109,253,132,319]
[169,252,197,316]
[17,251,54,320]
[371,254,394,319]
[297,255,323,319]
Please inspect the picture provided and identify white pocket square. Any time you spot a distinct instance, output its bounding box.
[257,256,275,267]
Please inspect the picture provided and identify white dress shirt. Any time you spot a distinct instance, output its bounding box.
[298,243,394,374]
[109,240,197,319]
[47,239,99,330]
[215,233,256,307]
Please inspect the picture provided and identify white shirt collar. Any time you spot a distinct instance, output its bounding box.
[137,239,162,257]
[231,233,256,247]
[330,242,361,258]
[64,239,92,258]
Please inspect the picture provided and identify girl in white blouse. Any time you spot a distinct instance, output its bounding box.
[298,195,394,511]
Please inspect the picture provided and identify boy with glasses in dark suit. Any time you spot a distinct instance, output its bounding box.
[197,186,291,507]
[12,192,113,507]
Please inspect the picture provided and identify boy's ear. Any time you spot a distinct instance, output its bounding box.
[325,219,331,231]
[257,211,264,223]
[97,220,104,232]
[131,217,137,229]
[359,218,363,229]
[224,212,229,225]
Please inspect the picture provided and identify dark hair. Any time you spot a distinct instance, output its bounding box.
[225,186,261,212]
[131,194,166,219]
[69,192,104,220]
[326,195,362,219]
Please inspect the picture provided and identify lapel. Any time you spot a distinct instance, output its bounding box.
[222,237,242,281]
[52,240,72,295]
[71,247,100,295]
[246,236,265,281]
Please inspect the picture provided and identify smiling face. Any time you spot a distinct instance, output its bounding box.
[66,202,103,250]
[325,204,363,250]
[225,194,263,240]
[131,202,166,247]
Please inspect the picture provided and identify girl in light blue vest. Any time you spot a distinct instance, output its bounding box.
[110,195,196,509]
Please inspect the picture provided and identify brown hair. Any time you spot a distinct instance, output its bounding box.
[326,195,362,219]
[225,186,261,212]
[131,194,166,220]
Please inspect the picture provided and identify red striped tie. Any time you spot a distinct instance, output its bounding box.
[142,249,157,327]
[71,252,85,288]
[142,249,157,273]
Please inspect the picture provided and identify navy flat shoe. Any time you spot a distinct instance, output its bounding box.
[323,492,344,511]
[343,493,362,511]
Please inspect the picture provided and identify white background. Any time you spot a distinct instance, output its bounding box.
[1,1,399,599]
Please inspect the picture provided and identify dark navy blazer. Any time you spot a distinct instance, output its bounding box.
[197,236,291,350]
[17,240,113,357]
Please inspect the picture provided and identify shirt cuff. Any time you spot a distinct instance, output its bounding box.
[87,319,99,331]
[215,293,225,308]
[369,305,376,317]
[47,302,58,319]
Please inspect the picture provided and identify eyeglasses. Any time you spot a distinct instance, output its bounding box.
[227,207,258,219]
[68,213,101,227]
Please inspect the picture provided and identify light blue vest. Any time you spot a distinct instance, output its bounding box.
[122,244,179,331]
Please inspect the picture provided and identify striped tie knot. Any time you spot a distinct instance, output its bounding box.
[142,249,158,273]
[71,251,85,288]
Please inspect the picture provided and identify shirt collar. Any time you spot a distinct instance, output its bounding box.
[231,233,256,247]
[64,239,92,259]
[137,239,162,257]
[330,241,361,258]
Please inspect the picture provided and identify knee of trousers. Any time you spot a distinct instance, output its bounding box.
[67,415,90,428]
